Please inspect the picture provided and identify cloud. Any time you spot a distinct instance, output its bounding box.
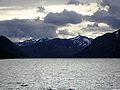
[85,9,120,29]
[57,29,75,36]
[67,0,91,6]
[87,23,99,27]
[37,6,46,13]
[80,22,114,38]
[57,29,76,39]
[0,19,58,41]
[0,0,41,7]
[44,9,83,25]
[98,0,120,18]
[0,0,70,7]
[74,0,120,29]
[95,0,120,29]
[67,0,80,5]
[56,21,114,39]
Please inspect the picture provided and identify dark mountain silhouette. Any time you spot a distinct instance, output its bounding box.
[0,36,25,59]
[18,35,92,58]
[1,29,120,59]
[75,30,120,58]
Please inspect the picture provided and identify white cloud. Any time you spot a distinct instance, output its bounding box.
[57,21,114,39]
[45,3,98,15]
[0,7,37,20]
[0,2,99,20]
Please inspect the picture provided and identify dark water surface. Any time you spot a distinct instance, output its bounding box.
[0,59,120,90]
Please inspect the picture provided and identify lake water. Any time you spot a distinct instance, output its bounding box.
[0,59,120,90]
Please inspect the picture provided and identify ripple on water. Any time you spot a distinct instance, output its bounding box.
[0,59,120,90]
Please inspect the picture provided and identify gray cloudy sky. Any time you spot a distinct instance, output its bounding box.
[0,0,96,7]
[1,0,120,41]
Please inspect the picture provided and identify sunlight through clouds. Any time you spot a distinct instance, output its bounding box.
[0,0,117,40]
[57,21,114,39]
[0,3,99,20]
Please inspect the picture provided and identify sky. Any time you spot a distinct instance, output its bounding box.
[0,0,119,42]
[0,0,97,20]
[0,0,96,6]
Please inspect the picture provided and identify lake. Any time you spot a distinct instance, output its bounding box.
[0,59,120,90]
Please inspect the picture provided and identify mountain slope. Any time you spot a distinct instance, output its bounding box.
[0,36,25,59]
[0,35,92,58]
[18,35,92,58]
[75,30,120,58]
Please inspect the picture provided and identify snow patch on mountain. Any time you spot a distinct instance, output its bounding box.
[16,35,92,47]
[70,35,92,46]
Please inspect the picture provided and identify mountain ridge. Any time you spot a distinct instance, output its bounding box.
[18,35,92,58]
[1,30,119,59]
[75,30,120,58]
[0,36,25,58]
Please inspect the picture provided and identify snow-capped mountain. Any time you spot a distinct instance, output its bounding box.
[17,35,92,58]
[1,30,120,58]
[17,35,92,47]
[16,38,49,46]
[0,35,92,58]
[70,35,92,46]
[75,30,120,58]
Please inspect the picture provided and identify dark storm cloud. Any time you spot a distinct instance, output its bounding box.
[67,0,80,5]
[67,0,91,6]
[98,0,120,18]
[0,19,57,39]
[44,9,83,25]
[81,0,120,29]
[86,10,120,29]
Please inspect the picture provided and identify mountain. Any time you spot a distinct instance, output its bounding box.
[16,38,49,46]
[2,29,120,58]
[75,30,120,58]
[18,35,92,58]
[71,35,92,46]
[0,36,25,59]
